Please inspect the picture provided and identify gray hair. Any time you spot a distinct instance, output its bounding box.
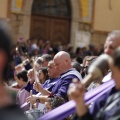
[108,30,120,37]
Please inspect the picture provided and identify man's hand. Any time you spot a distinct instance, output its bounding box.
[26,95,38,104]
[33,82,43,92]
[68,78,85,103]
[68,78,88,116]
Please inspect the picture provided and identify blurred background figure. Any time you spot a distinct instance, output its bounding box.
[0,22,28,120]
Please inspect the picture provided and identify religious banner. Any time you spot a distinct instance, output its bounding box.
[80,0,93,23]
[11,0,23,14]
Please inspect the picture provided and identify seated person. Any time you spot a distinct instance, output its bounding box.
[33,60,60,111]
[68,47,120,120]
[37,67,49,84]
[45,95,65,113]
[26,51,82,105]
[21,60,60,110]
[25,67,49,94]
[25,68,38,94]
[81,56,97,78]
[16,70,30,111]
[11,63,26,89]
[45,95,71,120]
[88,30,120,115]
[24,57,50,94]
[34,60,60,94]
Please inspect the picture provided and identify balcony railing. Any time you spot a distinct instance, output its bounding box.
[39,80,115,120]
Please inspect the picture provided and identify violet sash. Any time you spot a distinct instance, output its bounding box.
[39,80,115,120]
[84,80,115,102]
[86,82,115,105]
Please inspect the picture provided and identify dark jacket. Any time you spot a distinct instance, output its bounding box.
[75,91,120,120]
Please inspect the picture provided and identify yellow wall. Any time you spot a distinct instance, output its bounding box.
[94,0,120,32]
[0,0,8,18]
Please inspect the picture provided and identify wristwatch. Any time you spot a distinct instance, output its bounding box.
[36,98,40,103]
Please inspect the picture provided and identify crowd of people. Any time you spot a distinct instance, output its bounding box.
[68,30,120,120]
[6,35,103,84]
[0,21,120,120]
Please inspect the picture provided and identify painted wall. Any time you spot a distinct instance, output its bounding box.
[94,0,120,32]
[0,0,8,18]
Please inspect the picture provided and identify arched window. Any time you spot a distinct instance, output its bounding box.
[32,0,71,18]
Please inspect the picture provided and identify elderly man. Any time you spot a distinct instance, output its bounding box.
[68,30,120,119]
[102,31,120,82]
[33,60,60,94]
[51,51,82,100]
[26,51,82,104]
[104,31,120,55]
[68,46,120,120]
[89,31,120,116]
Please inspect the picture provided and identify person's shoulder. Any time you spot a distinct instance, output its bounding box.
[44,79,50,84]
[61,68,82,81]
[106,91,120,105]
[97,91,120,120]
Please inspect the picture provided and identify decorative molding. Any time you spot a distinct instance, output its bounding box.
[92,30,109,35]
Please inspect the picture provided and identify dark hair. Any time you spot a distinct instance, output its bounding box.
[70,53,76,59]
[112,47,120,69]
[67,46,74,54]
[36,57,43,65]
[71,61,82,72]
[76,47,81,54]
[0,23,12,80]
[46,95,65,109]
[16,70,28,82]
[41,54,52,62]
[38,67,49,83]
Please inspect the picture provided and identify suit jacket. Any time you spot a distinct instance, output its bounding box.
[75,91,120,120]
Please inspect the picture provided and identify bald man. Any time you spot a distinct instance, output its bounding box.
[26,51,82,104]
[52,51,82,100]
